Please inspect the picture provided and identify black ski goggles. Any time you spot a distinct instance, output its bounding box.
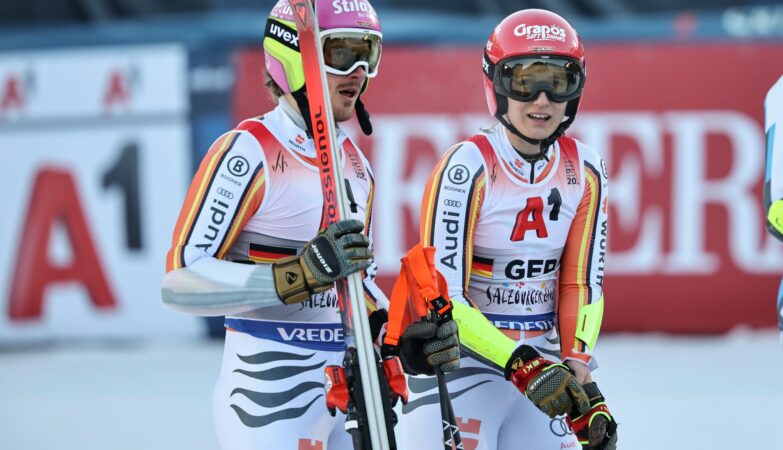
[493,56,584,103]
[321,29,382,77]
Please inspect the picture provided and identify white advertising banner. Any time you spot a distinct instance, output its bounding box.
[0,44,203,341]
[0,44,187,121]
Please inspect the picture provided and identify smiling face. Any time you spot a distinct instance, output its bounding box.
[327,67,366,122]
[505,91,568,155]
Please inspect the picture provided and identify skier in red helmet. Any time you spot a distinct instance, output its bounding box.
[396,9,618,450]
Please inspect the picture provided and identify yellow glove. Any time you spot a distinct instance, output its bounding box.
[769,199,783,238]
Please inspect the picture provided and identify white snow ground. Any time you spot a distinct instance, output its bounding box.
[1,330,781,450]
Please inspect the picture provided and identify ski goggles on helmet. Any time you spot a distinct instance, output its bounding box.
[493,56,584,103]
[321,28,382,77]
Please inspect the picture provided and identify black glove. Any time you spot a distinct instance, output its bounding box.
[571,382,618,450]
[397,319,460,376]
[504,345,590,418]
[273,219,371,304]
[368,308,388,344]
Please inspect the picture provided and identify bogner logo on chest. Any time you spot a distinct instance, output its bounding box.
[510,187,562,241]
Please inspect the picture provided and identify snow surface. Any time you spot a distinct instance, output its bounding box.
[1,330,781,450]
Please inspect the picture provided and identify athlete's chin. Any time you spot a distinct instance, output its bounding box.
[519,124,558,140]
[332,105,355,123]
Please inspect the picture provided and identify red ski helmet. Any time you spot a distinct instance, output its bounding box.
[483,9,586,145]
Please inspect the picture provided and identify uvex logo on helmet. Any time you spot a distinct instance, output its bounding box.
[268,22,299,48]
[513,24,567,42]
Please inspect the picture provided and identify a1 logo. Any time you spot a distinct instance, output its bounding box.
[510,187,562,241]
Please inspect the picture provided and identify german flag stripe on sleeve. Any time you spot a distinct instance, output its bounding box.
[166,132,240,272]
[463,171,486,291]
[578,163,602,309]
[215,164,267,259]
[364,173,375,236]
[559,161,602,356]
[247,243,297,263]
[420,145,462,245]
[363,283,379,312]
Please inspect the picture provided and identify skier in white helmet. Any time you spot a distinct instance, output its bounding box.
[160,1,457,448]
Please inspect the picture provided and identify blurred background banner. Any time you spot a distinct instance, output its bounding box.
[0,44,204,341]
[235,43,783,333]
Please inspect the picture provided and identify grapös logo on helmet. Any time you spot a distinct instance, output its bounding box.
[513,24,566,42]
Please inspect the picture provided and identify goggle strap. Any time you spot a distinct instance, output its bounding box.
[291,89,314,139]
[483,52,496,80]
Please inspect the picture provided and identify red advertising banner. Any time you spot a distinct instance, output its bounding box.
[234,44,783,333]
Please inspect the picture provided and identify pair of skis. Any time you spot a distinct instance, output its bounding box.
[288,1,394,449]
[290,1,462,449]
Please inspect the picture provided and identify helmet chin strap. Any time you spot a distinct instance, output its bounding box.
[355,96,373,135]
[291,89,315,138]
[497,114,564,161]
[291,88,374,138]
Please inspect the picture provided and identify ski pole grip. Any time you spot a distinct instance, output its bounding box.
[428,297,453,323]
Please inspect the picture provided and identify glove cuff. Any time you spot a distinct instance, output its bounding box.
[273,256,312,304]
[581,381,605,402]
[504,344,546,379]
[398,329,435,376]
[369,309,389,344]
[382,356,409,404]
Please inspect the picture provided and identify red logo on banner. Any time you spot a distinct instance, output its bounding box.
[1,75,24,113]
[103,69,131,110]
[8,168,117,320]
